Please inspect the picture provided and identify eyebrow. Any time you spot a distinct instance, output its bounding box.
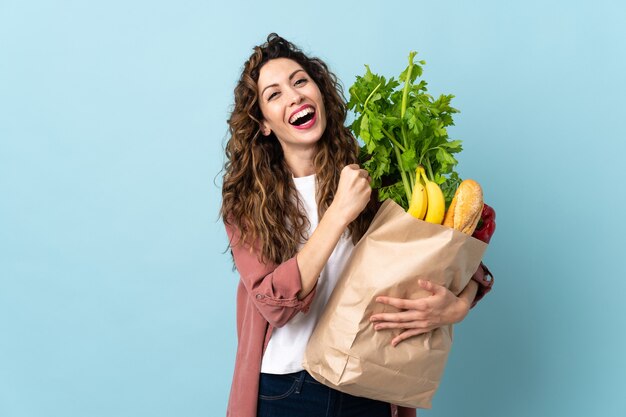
[261,69,306,98]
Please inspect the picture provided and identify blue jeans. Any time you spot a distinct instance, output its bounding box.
[257,371,391,417]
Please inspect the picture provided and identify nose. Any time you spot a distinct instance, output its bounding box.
[289,89,304,106]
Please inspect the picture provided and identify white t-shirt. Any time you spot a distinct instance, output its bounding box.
[260,174,354,374]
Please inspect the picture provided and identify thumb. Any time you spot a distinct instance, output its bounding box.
[418,279,446,296]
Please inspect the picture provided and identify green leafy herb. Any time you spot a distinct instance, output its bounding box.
[348,52,462,210]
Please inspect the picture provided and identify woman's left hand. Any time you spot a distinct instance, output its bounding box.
[369,279,471,347]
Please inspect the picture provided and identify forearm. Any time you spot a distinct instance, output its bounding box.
[457,279,478,312]
[296,205,349,299]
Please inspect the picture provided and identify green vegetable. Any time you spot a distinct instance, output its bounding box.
[348,52,463,210]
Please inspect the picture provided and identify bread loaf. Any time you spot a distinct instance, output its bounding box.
[443,179,483,235]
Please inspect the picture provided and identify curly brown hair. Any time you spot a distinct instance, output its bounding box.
[221,33,376,264]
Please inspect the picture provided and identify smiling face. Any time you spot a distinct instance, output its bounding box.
[257,58,327,164]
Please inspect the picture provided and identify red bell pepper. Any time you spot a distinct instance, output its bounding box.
[472,203,496,244]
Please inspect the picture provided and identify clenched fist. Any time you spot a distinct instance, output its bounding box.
[329,164,372,226]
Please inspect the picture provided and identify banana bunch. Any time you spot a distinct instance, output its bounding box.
[407,166,445,224]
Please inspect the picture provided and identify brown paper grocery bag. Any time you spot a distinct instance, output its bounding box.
[302,199,487,408]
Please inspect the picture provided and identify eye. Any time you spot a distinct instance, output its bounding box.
[295,78,308,86]
[267,91,279,101]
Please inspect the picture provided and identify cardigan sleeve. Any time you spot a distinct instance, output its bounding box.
[225,221,317,328]
[470,262,494,309]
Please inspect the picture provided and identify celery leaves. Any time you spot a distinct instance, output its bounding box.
[348,52,462,210]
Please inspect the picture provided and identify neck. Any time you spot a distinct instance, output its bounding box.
[284,148,316,178]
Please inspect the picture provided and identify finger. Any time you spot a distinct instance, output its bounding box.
[371,308,429,323]
[376,295,429,312]
[375,296,413,310]
[391,328,433,347]
[374,320,430,331]
[418,279,446,295]
[370,311,419,323]
[409,298,430,311]
[341,164,358,176]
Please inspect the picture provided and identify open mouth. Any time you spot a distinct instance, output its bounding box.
[289,106,316,127]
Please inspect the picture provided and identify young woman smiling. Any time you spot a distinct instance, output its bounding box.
[220,33,493,417]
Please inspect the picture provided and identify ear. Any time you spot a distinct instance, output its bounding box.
[260,121,271,136]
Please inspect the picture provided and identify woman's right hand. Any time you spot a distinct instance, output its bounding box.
[329,164,372,226]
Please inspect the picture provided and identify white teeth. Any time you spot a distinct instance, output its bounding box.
[289,107,315,124]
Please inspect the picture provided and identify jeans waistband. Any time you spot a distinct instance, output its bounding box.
[261,370,322,385]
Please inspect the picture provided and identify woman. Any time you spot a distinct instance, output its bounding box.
[221,33,493,417]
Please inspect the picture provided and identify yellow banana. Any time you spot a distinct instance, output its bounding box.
[407,167,427,219]
[420,167,445,225]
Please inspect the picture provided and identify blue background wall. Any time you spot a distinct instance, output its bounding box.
[1,0,625,416]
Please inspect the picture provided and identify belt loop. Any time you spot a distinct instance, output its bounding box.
[294,371,306,394]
